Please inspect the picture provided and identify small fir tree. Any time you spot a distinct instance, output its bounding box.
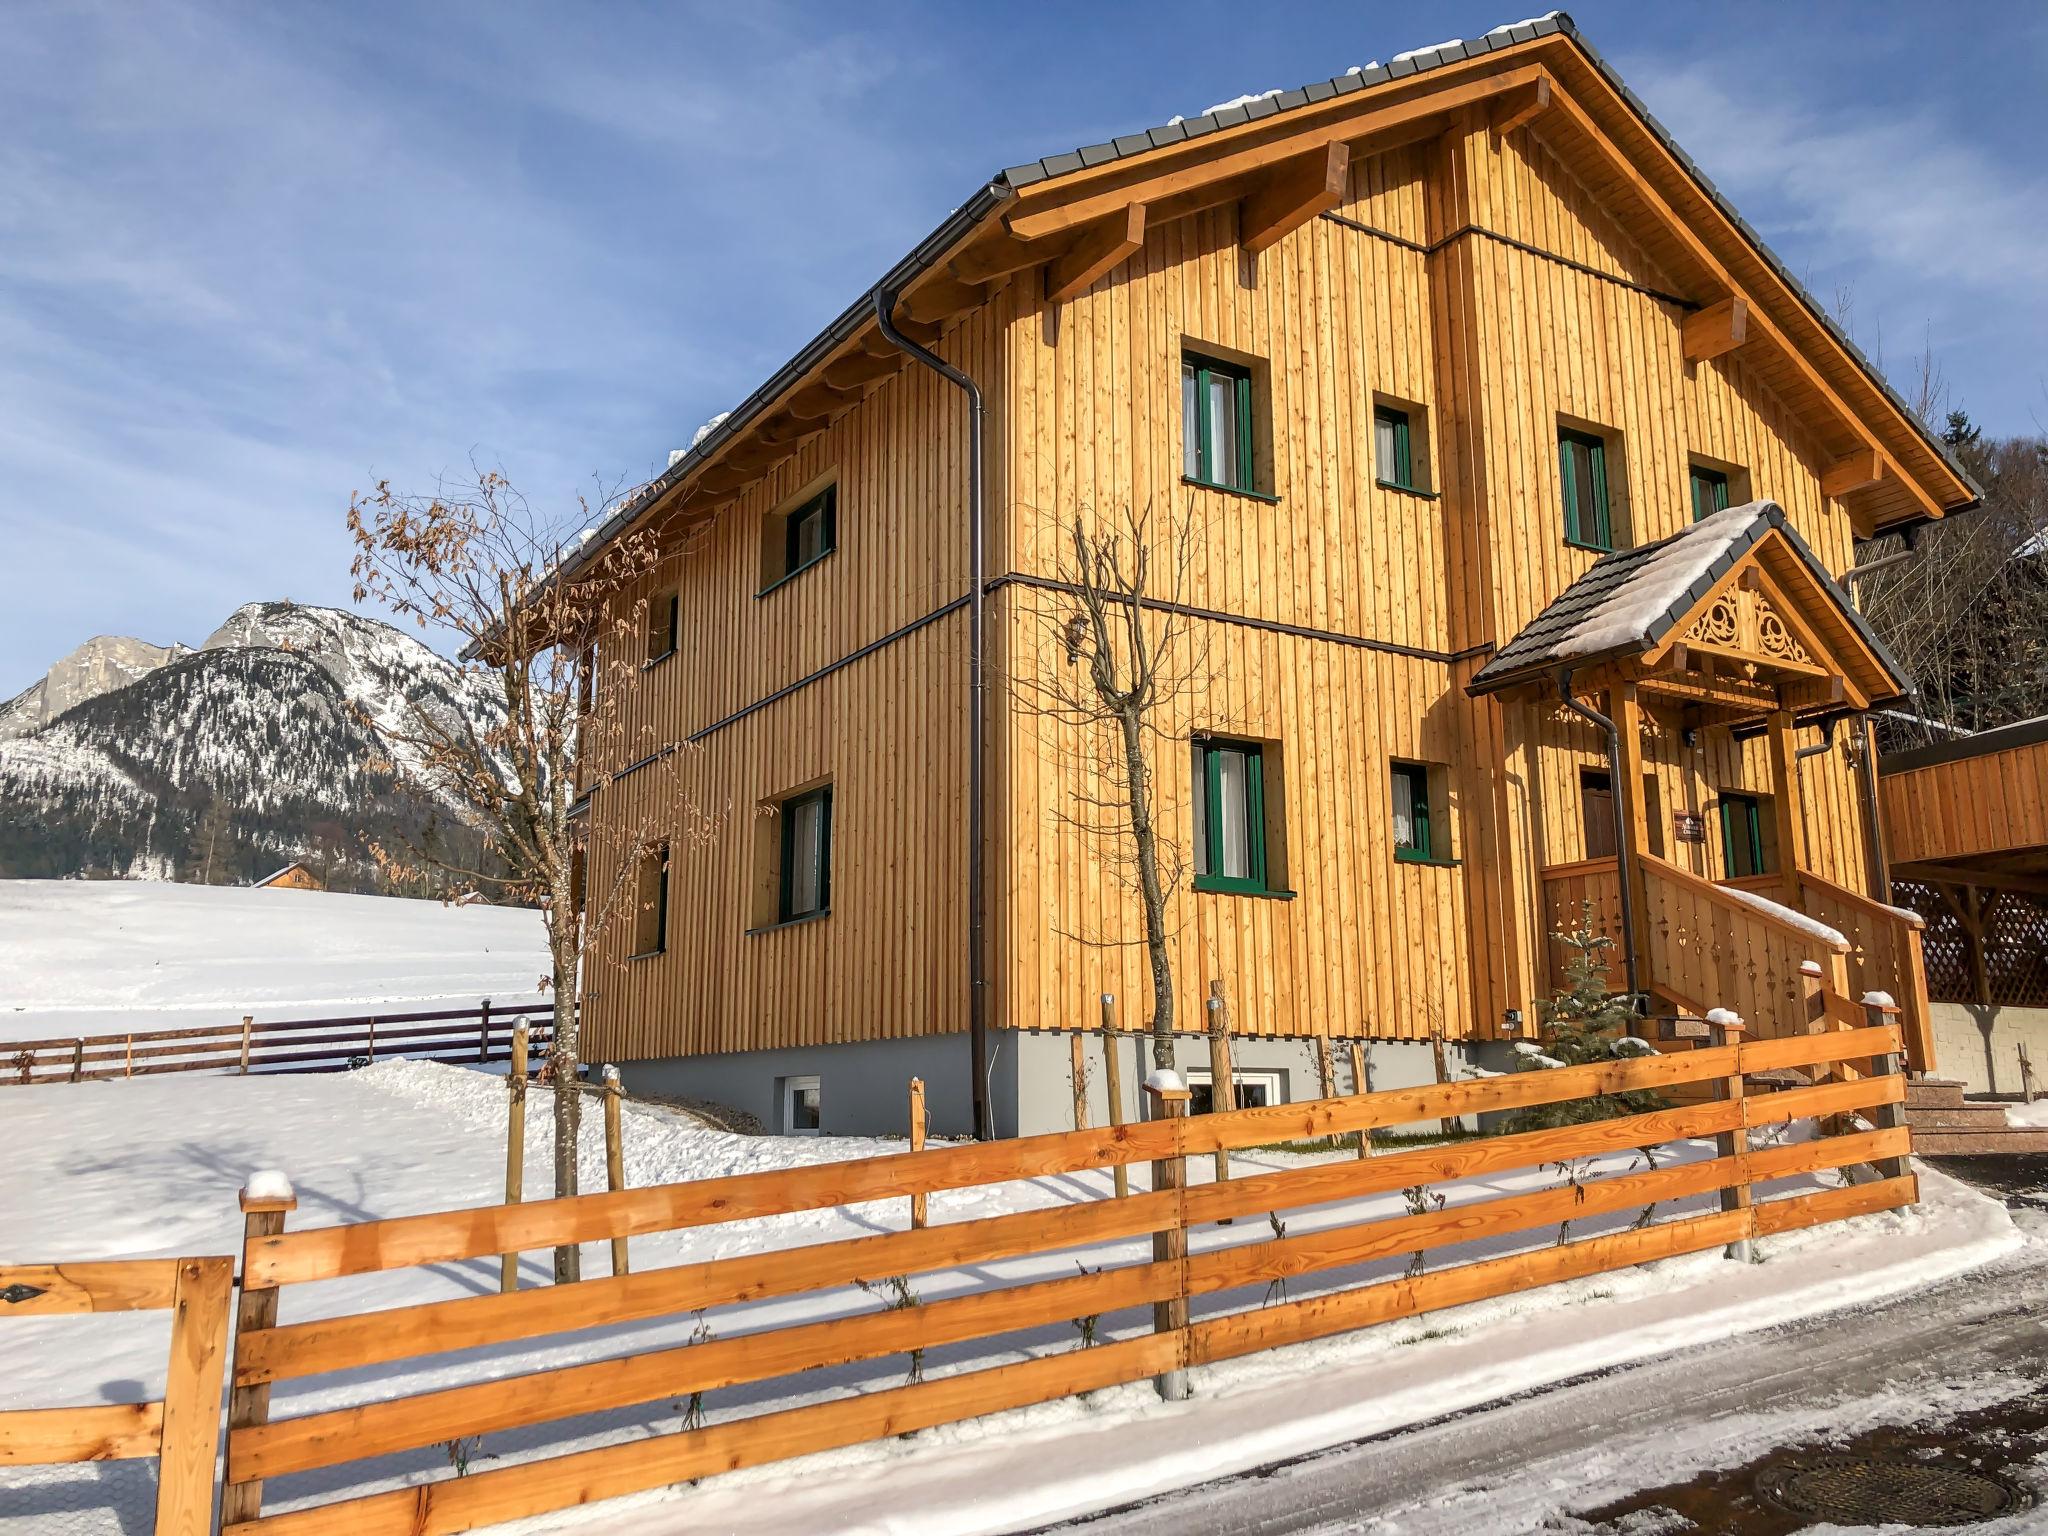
[1506,905,1662,1133]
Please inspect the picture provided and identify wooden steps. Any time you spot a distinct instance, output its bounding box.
[1906,1080,2048,1156]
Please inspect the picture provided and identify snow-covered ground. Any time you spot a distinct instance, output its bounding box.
[0,880,548,1043]
[1,1060,2022,1536]
[2007,1098,2048,1128]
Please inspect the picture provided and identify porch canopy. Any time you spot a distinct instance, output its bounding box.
[1466,501,1931,1062]
[1467,500,1908,724]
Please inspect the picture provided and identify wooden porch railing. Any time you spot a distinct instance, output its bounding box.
[1798,869,1935,1071]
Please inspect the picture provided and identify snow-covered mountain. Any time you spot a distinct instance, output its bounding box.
[0,601,504,888]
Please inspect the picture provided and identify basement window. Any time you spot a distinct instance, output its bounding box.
[781,1074,822,1136]
[1187,1070,1283,1114]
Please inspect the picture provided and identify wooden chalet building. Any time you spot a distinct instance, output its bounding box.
[566,15,1980,1136]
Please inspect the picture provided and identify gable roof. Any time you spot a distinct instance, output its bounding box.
[565,13,1979,584]
[1468,500,1909,698]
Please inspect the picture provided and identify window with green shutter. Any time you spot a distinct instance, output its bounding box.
[1392,761,1434,863]
[1559,428,1613,551]
[777,785,833,922]
[1690,465,1731,522]
[1181,352,1257,494]
[1192,738,1268,893]
[1374,405,1414,491]
[1718,791,1774,879]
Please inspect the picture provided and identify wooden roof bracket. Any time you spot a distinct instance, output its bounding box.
[1682,296,1748,363]
[1487,71,1553,143]
[1240,141,1350,255]
[1045,202,1148,305]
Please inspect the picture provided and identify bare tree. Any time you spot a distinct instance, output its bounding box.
[348,468,715,1281]
[1010,500,1217,1069]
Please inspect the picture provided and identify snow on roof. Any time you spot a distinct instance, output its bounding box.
[1557,501,1764,659]
[1200,88,1282,117]
[254,863,307,887]
[691,411,732,449]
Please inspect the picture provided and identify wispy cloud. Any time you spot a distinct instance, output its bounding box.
[1624,48,2048,423]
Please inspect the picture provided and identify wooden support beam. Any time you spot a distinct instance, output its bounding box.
[1239,141,1349,255]
[899,275,987,326]
[1045,203,1147,305]
[1767,710,1809,878]
[1821,448,1885,500]
[821,349,900,390]
[1487,71,1552,141]
[949,230,1060,286]
[757,410,828,447]
[1613,682,1653,991]
[1682,297,1749,363]
[786,381,859,421]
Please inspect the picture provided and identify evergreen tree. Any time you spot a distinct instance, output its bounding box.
[1505,905,1662,1132]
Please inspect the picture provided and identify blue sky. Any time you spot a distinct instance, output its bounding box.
[4,2,2044,694]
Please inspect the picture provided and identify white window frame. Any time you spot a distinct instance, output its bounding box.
[782,1074,822,1136]
[1185,1069,1283,1113]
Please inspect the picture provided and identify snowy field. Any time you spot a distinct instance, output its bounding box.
[0,1060,2023,1536]
[0,880,548,1043]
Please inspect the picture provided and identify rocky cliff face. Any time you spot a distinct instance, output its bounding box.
[0,636,191,740]
[0,602,504,888]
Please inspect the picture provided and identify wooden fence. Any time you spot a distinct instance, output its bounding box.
[210,1018,1912,1536]
[0,1256,234,1536]
[6,1001,557,1087]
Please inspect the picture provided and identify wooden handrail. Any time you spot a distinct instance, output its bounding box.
[1796,865,1926,931]
[1537,855,1622,881]
[1642,852,1851,954]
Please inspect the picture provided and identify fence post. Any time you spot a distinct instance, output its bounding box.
[1349,1040,1373,1159]
[1706,1010,1754,1263]
[1142,1071,1191,1402]
[366,1015,377,1062]
[2020,1042,2037,1106]
[1429,1025,1457,1137]
[908,1077,928,1230]
[69,1039,83,1083]
[221,1178,297,1530]
[1863,996,1912,1182]
[239,1016,253,1075]
[603,1065,629,1276]
[1206,980,1234,1194]
[156,1255,233,1536]
[478,997,494,1063]
[1100,994,1129,1199]
[501,1021,529,1293]
[125,1034,133,1079]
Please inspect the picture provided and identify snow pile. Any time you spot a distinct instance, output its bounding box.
[1860,989,1897,1008]
[0,880,548,1044]
[1706,1007,1744,1028]
[690,410,732,449]
[1558,500,1768,658]
[2007,1100,2048,1128]
[1716,883,1849,950]
[1486,12,1563,38]
[1142,1067,1186,1093]
[244,1168,295,1202]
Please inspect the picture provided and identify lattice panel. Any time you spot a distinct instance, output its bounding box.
[1892,880,2048,1008]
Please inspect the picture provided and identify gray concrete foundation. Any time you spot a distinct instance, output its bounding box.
[619,1030,1513,1140]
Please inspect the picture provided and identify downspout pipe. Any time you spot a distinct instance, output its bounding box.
[876,289,992,1141]
[1557,668,1643,1005]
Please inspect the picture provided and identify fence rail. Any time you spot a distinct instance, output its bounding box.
[213,1015,1913,1536]
[0,1256,234,1536]
[5,1001,558,1087]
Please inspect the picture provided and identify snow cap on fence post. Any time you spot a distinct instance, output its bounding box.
[240,1168,297,1213]
[1142,1067,1188,1101]
[1703,1008,1745,1032]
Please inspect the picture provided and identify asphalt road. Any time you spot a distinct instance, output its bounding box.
[1031,1179,2048,1535]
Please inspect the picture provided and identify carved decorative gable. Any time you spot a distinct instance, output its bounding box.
[1680,585,1822,676]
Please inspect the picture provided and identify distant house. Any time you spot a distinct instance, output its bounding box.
[254,863,323,892]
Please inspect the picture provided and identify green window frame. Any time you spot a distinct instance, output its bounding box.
[1181,352,1257,493]
[784,486,837,578]
[1374,405,1414,491]
[1192,737,1268,893]
[631,843,669,957]
[646,590,678,663]
[1392,761,1434,863]
[777,786,833,922]
[1718,791,1771,879]
[1690,465,1731,522]
[1559,428,1613,551]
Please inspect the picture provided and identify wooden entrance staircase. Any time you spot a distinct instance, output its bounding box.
[1905,1080,2048,1156]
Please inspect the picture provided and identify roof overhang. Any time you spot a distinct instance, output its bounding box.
[559,14,1979,593]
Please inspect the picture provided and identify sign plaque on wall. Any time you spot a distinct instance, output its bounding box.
[1672,811,1707,844]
